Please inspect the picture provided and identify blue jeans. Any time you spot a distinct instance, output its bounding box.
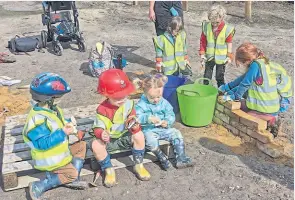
[143,128,183,151]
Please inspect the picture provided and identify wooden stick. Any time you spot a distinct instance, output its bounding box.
[182,1,188,12]
[245,1,252,22]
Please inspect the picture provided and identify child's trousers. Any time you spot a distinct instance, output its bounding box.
[53,141,87,184]
[143,128,183,151]
[203,59,226,87]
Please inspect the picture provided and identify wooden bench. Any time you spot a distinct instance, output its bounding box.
[1,104,172,191]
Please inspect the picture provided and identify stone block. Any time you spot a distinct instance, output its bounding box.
[224,108,240,121]
[256,141,283,158]
[224,101,241,110]
[213,116,223,125]
[239,131,252,143]
[233,110,267,130]
[215,110,230,124]
[223,123,239,136]
[230,119,247,133]
[215,103,225,112]
[246,129,273,144]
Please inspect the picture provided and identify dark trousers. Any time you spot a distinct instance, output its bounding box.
[203,59,225,87]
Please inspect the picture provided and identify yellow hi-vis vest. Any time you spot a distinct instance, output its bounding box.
[246,59,292,113]
[202,22,235,64]
[92,99,134,139]
[153,31,186,75]
[22,106,72,171]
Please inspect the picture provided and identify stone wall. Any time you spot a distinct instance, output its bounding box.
[213,99,292,159]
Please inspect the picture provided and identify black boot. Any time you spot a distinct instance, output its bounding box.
[153,148,171,170]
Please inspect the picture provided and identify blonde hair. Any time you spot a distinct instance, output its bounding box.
[235,42,269,66]
[141,74,168,93]
[167,16,184,33]
[208,5,226,22]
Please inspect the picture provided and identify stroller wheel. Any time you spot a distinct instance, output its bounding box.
[53,43,63,56]
[41,30,48,48]
[77,39,86,52]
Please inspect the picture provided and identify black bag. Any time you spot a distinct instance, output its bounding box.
[8,35,42,54]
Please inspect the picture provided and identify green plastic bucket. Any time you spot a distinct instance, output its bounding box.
[176,78,218,127]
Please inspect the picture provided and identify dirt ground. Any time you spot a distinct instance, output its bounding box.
[0,1,294,200]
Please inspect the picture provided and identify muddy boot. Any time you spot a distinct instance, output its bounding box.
[29,172,61,200]
[132,149,151,181]
[104,167,116,188]
[152,148,171,170]
[65,158,88,190]
[173,139,195,169]
[98,154,116,188]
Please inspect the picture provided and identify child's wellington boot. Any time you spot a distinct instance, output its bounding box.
[104,167,116,188]
[133,163,151,181]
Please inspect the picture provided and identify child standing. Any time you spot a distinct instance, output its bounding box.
[90,69,151,188]
[135,74,194,170]
[23,73,88,200]
[153,16,191,76]
[199,5,235,87]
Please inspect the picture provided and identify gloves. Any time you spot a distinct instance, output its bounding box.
[170,7,179,17]
[201,55,207,67]
[184,55,190,66]
[218,84,230,93]
[218,94,235,103]
[279,97,291,113]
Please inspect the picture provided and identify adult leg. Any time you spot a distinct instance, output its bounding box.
[203,59,216,85]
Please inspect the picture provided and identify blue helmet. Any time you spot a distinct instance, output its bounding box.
[30,72,71,102]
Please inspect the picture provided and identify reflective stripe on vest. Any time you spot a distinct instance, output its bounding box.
[246,59,280,113]
[23,106,72,171]
[93,99,134,138]
[153,31,186,75]
[203,22,234,64]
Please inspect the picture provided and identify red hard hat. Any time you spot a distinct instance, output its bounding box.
[97,69,135,98]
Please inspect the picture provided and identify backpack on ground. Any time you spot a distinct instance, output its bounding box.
[8,35,43,54]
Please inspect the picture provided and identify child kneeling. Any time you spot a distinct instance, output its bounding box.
[135,74,194,170]
[90,69,151,188]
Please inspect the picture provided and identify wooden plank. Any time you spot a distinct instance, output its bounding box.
[2,141,170,173]
[3,140,170,163]
[5,150,174,191]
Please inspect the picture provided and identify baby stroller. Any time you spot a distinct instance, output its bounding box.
[41,1,86,56]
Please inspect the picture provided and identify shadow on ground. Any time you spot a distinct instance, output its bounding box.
[199,137,294,190]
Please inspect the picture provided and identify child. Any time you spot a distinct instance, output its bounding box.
[153,16,191,76]
[199,5,235,87]
[90,69,151,188]
[135,74,194,170]
[23,73,88,200]
[219,42,293,135]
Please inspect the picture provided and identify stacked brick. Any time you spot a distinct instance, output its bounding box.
[213,99,286,158]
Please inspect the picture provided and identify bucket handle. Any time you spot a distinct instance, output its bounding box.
[195,78,213,86]
[180,90,201,96]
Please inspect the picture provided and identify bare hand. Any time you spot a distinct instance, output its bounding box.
[149,9,156,22]
[161,120,168,128]
[101,131,110,143]
[63,123,74,135]
[149,115,161,124]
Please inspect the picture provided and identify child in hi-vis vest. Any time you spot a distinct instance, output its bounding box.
[199,5,235,87]
[23,73,88,200]
[153,16,191,77]
[90,69,151,188]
